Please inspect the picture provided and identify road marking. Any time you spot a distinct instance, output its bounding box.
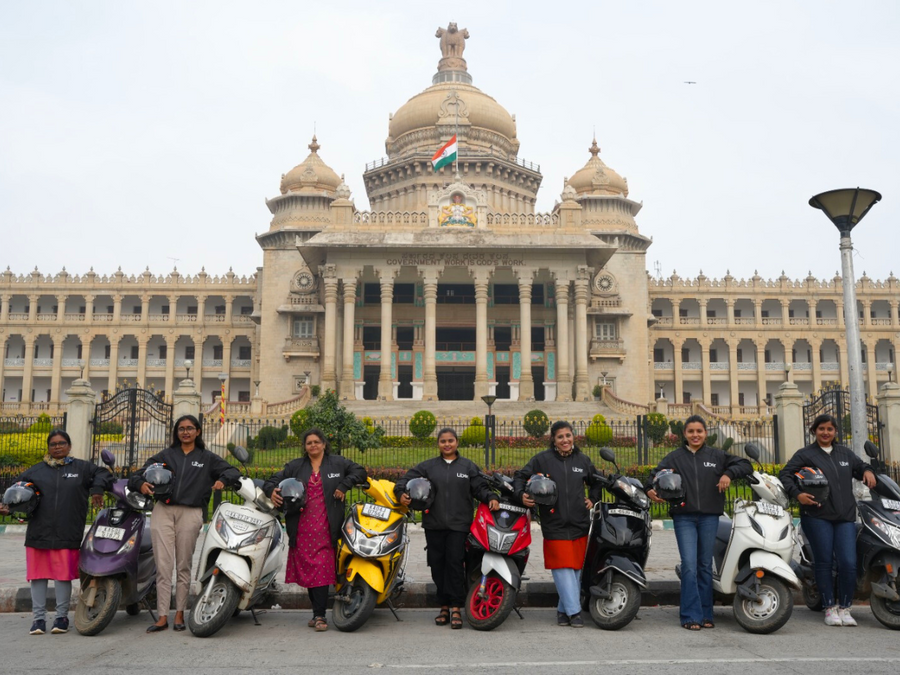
[379,657,900,669]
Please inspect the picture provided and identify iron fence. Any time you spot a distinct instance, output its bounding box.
[0,413,67,524]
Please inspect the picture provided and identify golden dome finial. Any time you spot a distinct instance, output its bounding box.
[308,135,320,154]
[589,137,600,158]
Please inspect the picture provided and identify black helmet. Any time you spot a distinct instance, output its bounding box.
[278,478,306,514]
[2,481,40,518]
[526,474,558,506]
[406,477,434,511]
[653,469,685,504]
[795,467,830,503]
[144,462,174,500]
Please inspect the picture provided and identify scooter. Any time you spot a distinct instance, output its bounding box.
[675,442,799,634]
[793,441,900,630]
[188,446,285,637]
[75,450,157,636]
[581,447,651,630]
[332,478,410,632]
[465,472,531,631]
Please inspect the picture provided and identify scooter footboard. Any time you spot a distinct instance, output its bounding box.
[747,550,801,589]
[213,551,252,593]
[344,558,385,594]
[481,552,521,589]
[597,554,647,588]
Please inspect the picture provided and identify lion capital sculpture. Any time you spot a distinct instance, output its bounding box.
[436,23,469,59]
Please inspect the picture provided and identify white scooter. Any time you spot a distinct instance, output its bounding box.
[187,447,286,637]
[677,443,800,634]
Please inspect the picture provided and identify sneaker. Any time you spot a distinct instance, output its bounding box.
[569,613,585,628]
[51,617,69,634]
[556,611,570,626]
[839,608,858,627]
[824,606,843,626]
[29,620,45,635]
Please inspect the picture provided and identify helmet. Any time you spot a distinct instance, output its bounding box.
[2,481,41,518]
[143,462,174,500]
[795,467,830,504]
[653,469,685,504]
[278,478,306,514]
[526,474,558,506]
[405,477,434,511]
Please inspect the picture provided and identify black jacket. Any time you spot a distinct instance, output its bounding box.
[263,454,366,548]
[780,443,872,522]
[128,446,241,509]
[513,447,602,541]
[394,455,495,533]
[647,445,752,516]
[18,459,112,550]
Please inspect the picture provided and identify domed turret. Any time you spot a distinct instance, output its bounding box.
[568,138,628,198]
[280,136,342,195]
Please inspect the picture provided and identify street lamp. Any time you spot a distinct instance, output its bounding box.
[809,187,882,457]
[184,359,193,381]
[888,363,895,384]
[303,371,311,385]
[254,380,261,397]
[481,394,497,467]
[784,362,792,383]
[217,373,228,426]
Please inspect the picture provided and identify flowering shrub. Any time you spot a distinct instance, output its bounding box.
[523,410,549,438]
[409,411,437,439]
[460,418,487,446]
[585,418,613,445]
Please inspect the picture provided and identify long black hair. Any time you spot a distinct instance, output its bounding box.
[170,415,206,449]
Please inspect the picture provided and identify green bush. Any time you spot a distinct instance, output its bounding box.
[409,411,437,439]
[592,384,603,397]
[460,418,487,447]
[249,425,288,450]
[310,385,321,397]
[301,389,383,454]
[27,413,54,434]
[96,420,124,435]
[592,414,606,424]
[669,419,684,439]
[585,419,613,445]
[289,409,309,438]
[523,410,549,438]
[645,413,669,444]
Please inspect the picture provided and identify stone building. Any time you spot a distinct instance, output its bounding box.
[1,26,897,419]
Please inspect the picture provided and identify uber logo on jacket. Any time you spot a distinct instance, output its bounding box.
[457,473,469,479]
[191,461,205,468]
[839,461,850,467]
[703,462,717,468]
[328,473,341,479]
[572,467,584,473]
[62,473,79,479]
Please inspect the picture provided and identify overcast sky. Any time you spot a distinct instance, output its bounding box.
[2,0,898,283]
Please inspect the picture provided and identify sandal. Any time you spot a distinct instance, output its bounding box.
[435,607,450,626]
[314,617,328,632]
[682,622,702,631]
[450,608,463,630]
[307,616,323,628]
[702,620,715,629]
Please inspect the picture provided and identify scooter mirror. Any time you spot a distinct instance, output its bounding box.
[230,445,250,465]
[100,450,116,468]
[744,443,761,462]
[864,440,881,459]
[599,447,616,464]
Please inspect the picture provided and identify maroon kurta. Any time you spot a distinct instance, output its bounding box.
[285,472,336,588]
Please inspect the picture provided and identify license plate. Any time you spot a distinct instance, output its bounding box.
[608,508,642,518]
[756,502,784,517]
[499,503,528,514]
[882,498,900,511]
[96,526,125,540]
[362,503,391,520]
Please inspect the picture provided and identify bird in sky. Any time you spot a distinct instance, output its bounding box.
[684,81,697,84]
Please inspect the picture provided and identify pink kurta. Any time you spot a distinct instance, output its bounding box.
[285,472,336,588]
[26,547,80,581]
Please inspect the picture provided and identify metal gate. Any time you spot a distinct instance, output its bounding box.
[802,386,882,448]
[92,387,173,474]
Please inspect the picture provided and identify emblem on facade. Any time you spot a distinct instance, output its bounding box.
[291,269,316,294]
[594,273,617,295]
[438,192,477,227]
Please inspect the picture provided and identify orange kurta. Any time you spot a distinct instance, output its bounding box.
[543,536,587,570]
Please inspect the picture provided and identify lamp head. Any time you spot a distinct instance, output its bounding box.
[809,188,882,236]
[481,395,497,407]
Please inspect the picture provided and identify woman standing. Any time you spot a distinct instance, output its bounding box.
[780,414,876,627]
[394,428,499,629]
[646,415,752,630]
[514,421,602,628]
[264,428,366,632]
[0,430,111,635]
[129,414,241,633]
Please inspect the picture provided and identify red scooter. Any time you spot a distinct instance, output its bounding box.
[465,472,531,631]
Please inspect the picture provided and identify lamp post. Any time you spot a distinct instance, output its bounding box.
[217,373,228,426]
[254,380,261,397]
[481,394,497,467]
[888,363,895,384]
[184,359,193,381]
[809,187,882,457]
[784,362,792,384]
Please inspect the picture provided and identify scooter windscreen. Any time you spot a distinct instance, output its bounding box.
[872,474,900,502]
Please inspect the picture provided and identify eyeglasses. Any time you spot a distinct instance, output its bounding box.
[48,442,69,449]
[177,427,197,433]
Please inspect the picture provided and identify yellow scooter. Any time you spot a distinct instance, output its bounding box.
[332,479,410,632]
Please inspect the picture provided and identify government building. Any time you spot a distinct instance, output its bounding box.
[2,26,898,420]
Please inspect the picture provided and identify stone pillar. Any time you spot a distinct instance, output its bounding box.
[555,277,571,401]
[726,299,735,326]
[172,377,201,421]
[700,339,712,405]
[655,397,669,416]
[28,294,37,322]
[22,335,35,403]
[0,294,10,323]
[64,379,96,461]
[573,269,591,401]
[891,300,899,328]
[197,295,207,325]
[728,339,739,409]
[107,338,119,393]
[877,382,900,464]
[517,270,534,401]
[85,295,95,324]
[781,299,790,326]
[136,337,148,388]
[672,299,681,324]
[699,298,708,325]
[56,295,66,323]
[811,338,822,393]
[224,296,233,326]
[168,295,177,323]
[321,267,339,392]
[50,336,64,404]
[423,272,438,401]
[839,342,850,388]
[866,341,877,401]
[756,342,768,408]
[164,336,176,398]
[774,381,805,463]
[221,340,232,401]
[140,294,149,324]
[862,300,871,328]
[378,270,395,401]
[113,295,122,323]
[474,271,491,398]
[753,299,762,326]
[193,337,204,394]
[340,277,358,400]
[673,337,684,405]
[808,299,817,328]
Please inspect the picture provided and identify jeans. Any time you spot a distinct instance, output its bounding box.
[551,568,582,616]
[673,513,719,625]
[31,579,72,621]
[801,515,857,609]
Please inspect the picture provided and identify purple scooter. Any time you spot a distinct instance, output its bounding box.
[74,450,157,635]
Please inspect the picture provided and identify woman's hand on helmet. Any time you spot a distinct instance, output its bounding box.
[797,492,820,507]
[270,487,283,507]
[521,493,535,508]
[139,482,154,496]
[333,489,345,501]
[399,493,412,506]
[717,474,732,493]
[863,470,877,488]
[646,488,665,504]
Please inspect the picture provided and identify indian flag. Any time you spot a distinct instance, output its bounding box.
[431,135,458,172]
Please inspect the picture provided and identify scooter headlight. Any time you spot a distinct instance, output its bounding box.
[869,516,900,548]
[762,476,790,509]
[238,523,273,550]
[614,478,650,510]
[487,525,517,554]
[117,535,137,554]
[214,512,233,539]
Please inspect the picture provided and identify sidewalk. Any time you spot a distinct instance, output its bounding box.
[0,522,682,613]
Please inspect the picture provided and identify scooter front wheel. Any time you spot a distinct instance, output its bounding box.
[588,574,641,631]
[870,593,900,630]
[732,575,793,634]
[466,572,516,631]
[802,582,824,612]
[332,577,378,632]
[74,577,122,636]
[187,576,241,638]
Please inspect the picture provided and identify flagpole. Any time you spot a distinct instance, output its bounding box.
[454,89,459,177]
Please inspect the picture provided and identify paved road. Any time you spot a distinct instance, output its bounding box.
[2,607,899,674]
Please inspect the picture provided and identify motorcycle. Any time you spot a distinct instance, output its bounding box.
[581,447,651,630]
[75,450,157,636]
[332,478,410,632]
[675,442,799,634]
[188,446,286,637]
[793,440,900,630]
[465,472,531,631]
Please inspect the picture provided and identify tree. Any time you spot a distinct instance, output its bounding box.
[302,390,384,454]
